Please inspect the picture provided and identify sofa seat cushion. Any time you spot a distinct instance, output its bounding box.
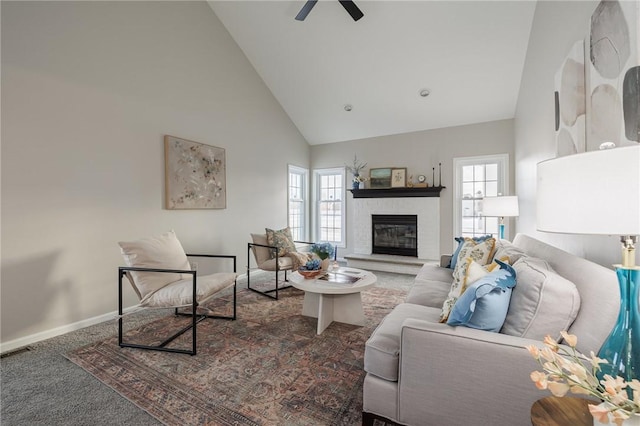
[501,256,581,341]
[365,303,441,381]
[407,265,453,307]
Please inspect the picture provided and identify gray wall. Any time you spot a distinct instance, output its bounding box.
[514,0,626,267]
[1,1,309,346]
[311,119,515,256]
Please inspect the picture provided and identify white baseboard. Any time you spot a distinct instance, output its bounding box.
[0,307,131,355]
[0,273,250,355]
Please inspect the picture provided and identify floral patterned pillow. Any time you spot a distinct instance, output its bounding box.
[439,237,497,323]
[265,227,297,258]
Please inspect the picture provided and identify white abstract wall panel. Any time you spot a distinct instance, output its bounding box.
[588,0,639,149]
[555,40,586,157]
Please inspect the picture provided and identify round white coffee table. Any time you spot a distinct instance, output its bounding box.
[289,267,377,335]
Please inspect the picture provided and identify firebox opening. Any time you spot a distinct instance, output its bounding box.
[372,214,418,257]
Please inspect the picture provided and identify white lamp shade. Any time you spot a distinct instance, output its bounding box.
[482,196,519,217]
[537,145,640,235]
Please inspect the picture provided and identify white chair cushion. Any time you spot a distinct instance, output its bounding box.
[141,272,237,308]
[257,256,294,271]
[119,231,191,299]
[250,233,273,265]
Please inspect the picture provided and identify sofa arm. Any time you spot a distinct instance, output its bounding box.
[397,319,549,426]
[439,255,452,268]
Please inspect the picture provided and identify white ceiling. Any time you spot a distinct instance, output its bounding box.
[209,1,537,145]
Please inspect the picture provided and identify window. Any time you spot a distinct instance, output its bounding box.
[453,154,509,238]
[314,167,345,246]
[288,165,308,241]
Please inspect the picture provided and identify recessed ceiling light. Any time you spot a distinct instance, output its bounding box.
[344,104,353,112]
[419,89,430,98]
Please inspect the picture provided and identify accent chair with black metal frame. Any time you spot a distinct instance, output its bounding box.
[118,231,237,355]
[247,233,313,300]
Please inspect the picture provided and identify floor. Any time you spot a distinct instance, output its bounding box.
[0,270,415,425]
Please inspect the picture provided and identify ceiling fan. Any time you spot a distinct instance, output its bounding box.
[295,0,364,22]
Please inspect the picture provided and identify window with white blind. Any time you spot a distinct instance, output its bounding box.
[453,154,509,238]
[314,167,345,246]
[288,165,308,241]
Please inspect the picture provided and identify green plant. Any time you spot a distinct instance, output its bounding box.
[310,242,335,260]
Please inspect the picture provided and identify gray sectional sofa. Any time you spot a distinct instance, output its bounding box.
[362,234,620,426]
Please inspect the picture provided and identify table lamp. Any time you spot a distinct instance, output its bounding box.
[482,195,519,240]
[537,145,640,384]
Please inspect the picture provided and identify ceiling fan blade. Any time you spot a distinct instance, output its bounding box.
[339,0,364,21]
[295,0,318,21]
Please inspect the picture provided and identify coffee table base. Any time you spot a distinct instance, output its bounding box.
[302,292,366,335]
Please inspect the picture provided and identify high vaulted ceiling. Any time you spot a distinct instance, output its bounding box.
[209,1,537,145]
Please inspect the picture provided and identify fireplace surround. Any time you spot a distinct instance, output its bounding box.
[352,197,440,260]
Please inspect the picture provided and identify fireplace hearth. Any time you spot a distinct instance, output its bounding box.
[372,214,418,257]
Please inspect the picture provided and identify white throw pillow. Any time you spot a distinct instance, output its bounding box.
[118,230,191,299]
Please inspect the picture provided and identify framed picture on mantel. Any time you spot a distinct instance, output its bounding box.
[391,168,407,187]
[369,168,392,188]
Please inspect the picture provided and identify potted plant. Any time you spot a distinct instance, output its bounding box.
[346,155,367,190]
[310,242,336,270]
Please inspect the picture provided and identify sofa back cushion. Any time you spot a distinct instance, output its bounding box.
[501,256,580,341]
[511,234,619,354]
[493,239,527,265]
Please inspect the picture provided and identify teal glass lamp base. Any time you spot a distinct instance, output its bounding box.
[597,267,640,387]
[498,223,505,240]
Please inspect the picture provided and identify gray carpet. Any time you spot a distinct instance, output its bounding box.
[0,270,415,425]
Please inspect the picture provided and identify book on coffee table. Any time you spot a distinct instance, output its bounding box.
[318,270,362,284]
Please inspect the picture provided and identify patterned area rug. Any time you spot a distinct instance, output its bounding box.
[66,286,406,426]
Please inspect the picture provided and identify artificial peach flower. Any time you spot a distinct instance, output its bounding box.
[526,344,540,358]
[589,403,612,424]
[560,331,578,347]
[530,371,548,390]
[544,334,559,351]
[529,332,640,422]
[611,409,631,426]
[547,381,570,397]
[590,351,607,367]
[540,347,558,362]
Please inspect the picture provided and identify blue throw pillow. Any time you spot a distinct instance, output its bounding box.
[448,235,493,269]
[446,260,516,332]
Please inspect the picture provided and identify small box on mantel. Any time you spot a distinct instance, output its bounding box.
[413,183,428,188]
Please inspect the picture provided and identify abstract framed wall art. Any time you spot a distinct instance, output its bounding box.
[164,135,226,209]
[588,0,639,150]
[554,40,586,157]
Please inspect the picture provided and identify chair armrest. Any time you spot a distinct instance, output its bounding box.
[186,254,237,273]
[396,319,547,425]
[119,266,194,275]
[248,242,278,251]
